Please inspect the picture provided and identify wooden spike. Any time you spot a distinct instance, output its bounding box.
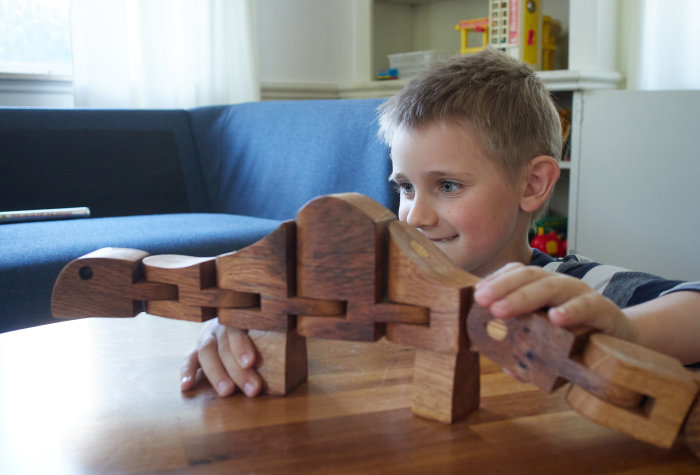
[52,247,176,318]
[566,333,698,448]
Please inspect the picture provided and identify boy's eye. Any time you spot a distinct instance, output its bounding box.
[440,181,461,193]
[392,181,414,196]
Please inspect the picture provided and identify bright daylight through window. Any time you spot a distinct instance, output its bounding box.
[0,0,72,76]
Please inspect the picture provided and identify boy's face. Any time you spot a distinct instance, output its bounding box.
[389,122,531,277]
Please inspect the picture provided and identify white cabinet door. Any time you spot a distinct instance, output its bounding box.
[573,89,700,281]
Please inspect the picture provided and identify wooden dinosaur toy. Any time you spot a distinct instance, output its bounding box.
[51,193,700,456]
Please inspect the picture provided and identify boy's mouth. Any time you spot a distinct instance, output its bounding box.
[429,235,458,243]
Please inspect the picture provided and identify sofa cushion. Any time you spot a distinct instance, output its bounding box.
[188,99,396,220]
[0,108,212,216]
[0,213,281,332]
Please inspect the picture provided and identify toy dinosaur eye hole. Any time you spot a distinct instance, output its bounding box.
[78,266,93,280]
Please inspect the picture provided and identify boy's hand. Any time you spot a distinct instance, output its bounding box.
[180,319,263,397]
[473,262,637,344]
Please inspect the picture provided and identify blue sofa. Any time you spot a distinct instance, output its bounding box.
[0,98,395,333]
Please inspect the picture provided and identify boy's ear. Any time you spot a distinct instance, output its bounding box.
[520,155,560,213]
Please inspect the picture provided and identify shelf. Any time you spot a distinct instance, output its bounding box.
[536,70,623,91]
[261,69,623,100]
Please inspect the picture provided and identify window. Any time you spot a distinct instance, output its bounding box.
[0,0,72,76]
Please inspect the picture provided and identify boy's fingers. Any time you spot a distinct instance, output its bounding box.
[549,293,634,341]
[482,273,586,319]
[198,334,237,397]
[180,350,200,392]
[226,328,257,369]
[218,329,262,397]
[475,264,548,307]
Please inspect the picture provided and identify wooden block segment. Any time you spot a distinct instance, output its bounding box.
[566,333,699,448]
[467,304,596,393]
[143,254,257,322]
[411,348,480,423]
[295,193,402,341]
[381,221,482,422]
[249,329,309,396]
[52,247,176,318]
[683,374,700,457]
[216,221,344,332]
[385,220,478,354]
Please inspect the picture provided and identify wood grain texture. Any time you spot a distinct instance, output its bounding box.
[411,348,480,423]
[216,221,344,332]
[51,247,176,318]
[385,220,478,354]
[683,374,700,458]
[143,254,257,322]
[466,304,641,410]
[2,316,698,474]
[566,333,698,448]
[248,329,308,395]
[295,194,399,341]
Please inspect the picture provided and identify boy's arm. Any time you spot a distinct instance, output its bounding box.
[473,263,700,365]
[623,291,700,365]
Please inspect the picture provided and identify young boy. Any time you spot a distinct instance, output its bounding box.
[181,48,700,397]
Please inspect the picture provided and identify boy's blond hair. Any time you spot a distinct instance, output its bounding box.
[378,48,562,183]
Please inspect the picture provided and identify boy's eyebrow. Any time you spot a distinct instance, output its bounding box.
[390,171,472,181]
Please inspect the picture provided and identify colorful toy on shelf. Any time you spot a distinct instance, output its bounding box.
[531,226,566,257]
[542,14,561,70]
[376,68,399,80]
[489,0,542,69]
[455,17,490,55]
[531,215,567,257]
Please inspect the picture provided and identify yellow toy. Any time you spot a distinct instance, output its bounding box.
[455,18,490,55]
[542,15,561,71]
[489,0,542,69]
[456,2,558,70]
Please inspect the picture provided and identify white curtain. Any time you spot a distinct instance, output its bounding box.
[70,0,259,108]
[620,0,700,90]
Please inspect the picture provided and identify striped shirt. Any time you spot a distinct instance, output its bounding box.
[530,249,700,308]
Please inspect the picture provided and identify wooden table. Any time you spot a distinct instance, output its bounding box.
[0,315,697,474]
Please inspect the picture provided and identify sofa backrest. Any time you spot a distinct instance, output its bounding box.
[0,108,211,217]
[187,99,396,220]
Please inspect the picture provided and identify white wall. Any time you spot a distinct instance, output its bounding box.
[574,90,700,280]
[256,0,368,84]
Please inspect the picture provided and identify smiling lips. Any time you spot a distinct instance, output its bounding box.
[430,235,458,243]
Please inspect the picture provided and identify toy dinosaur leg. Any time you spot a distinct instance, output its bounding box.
[248,329,308,395]
[411,348,480,423]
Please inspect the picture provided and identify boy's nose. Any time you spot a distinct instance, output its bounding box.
[405,195,438,229]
